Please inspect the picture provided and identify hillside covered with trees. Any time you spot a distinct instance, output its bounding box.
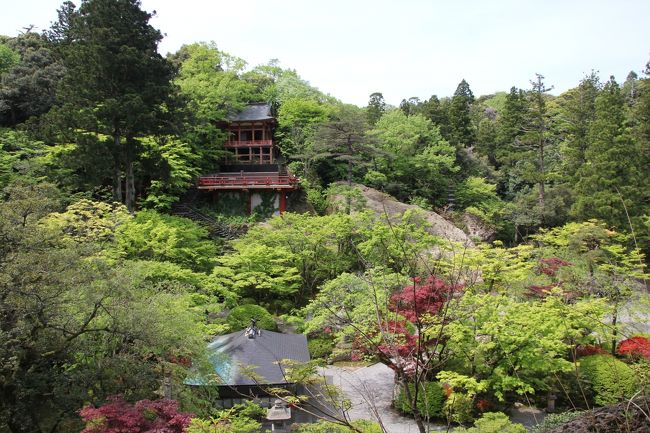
[1,1,649,433]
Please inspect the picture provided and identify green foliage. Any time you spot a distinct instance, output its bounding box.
[0,188,207,433]
[276,96,331,157]
[443,292,608,401]
[0,43,20,75]
[302,270,405,342]
[116,210,217,273]
[530,411,584,433]
[215,242,300,312]
[213,191,249,216]
[0,128,47,188]
[458,412,526,433]
[355,209,441,273]
[307,336,335,360]
[463,242,534,293]
[0,33,65,125]
[579,354,638,405]
[298,176,329,214]
[370,109,458,205]
[140,137,201,211]
[252,191,278,220]
[326,183,367,213]
[187,402,263,433]
[44,199,130,244]
[227,212,360,302]
[55,0,175,210]
[292,420,382,433]
[395,381,447,419]
[444,392,475,425]
[448,79,476,147]
[572,77,646,229]
[226,304,277,331]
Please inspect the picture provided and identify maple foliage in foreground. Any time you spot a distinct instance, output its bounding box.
[79,396,192,433]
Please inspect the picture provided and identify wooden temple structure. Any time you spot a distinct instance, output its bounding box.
[197,103,298,215]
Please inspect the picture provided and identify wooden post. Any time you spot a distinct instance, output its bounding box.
[247,190,252,215]
[279,190,286,214]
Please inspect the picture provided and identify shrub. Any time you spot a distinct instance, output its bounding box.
[444,392,474,425]
[395,381,446,419]
[226,304,277,331]
[293,420,382,433]
[579,354,638,405]
[79,396,191,433]
[459,412,526,433]
[308,337,335,360]
[530,410,584,432]
[617,336,650,360]
[574,344,607,358]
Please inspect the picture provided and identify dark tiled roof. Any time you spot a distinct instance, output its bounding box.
[202,330,310,386]
[228,103,274,122]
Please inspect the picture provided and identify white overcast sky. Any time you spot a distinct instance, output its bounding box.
[2,0,649,106]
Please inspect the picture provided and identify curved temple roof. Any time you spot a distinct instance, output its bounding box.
[228,102,274,122]
[186,329,309,386]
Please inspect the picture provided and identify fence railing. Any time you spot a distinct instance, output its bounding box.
[225,140,273,147]
[198,173,298,188]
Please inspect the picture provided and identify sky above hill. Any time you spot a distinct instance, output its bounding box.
[2,0,649,106]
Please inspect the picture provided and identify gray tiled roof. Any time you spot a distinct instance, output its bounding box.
[204,330,310,386]
[228,103,274,122]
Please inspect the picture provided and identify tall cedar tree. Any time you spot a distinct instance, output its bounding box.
[366,92,386,125]
[525,74,553,221]
[494,87,528,197]
[56,0,174,211]
[448,79,475,147]
[0,33,65,126]
[572,77,642,229]
[558,73,600,182]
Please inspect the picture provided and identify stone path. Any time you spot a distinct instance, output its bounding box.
[320,363,450,433]
[319,363,551,432]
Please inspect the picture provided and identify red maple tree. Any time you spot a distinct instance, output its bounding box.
[79,395,192,433]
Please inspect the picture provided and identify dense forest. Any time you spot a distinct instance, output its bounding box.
[1,1,649,433]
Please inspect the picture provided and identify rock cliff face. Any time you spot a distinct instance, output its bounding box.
[329,183,473,246]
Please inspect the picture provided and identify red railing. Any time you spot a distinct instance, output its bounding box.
[198,173,299,189]
[225,140,273,147]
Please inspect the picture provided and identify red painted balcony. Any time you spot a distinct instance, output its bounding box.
[197,172,299,190]
[225,140,273,148]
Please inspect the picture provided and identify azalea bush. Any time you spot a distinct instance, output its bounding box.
[579,354,638,405]
[617,336,650,360]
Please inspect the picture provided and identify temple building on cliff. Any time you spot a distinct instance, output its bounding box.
[197,103,298,216]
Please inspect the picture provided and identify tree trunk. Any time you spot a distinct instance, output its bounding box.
[611,303,618,356]
[399,380,427,433]
[113,132,122,203]
[538,133,546,224]
[125,137,136,213]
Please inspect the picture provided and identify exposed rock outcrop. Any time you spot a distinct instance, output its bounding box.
[329,183,473,246]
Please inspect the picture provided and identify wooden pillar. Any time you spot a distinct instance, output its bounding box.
[279,190,286,214]
[247,190,252,215]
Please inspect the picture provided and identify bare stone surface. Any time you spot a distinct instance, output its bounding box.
[329,183,473,247]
